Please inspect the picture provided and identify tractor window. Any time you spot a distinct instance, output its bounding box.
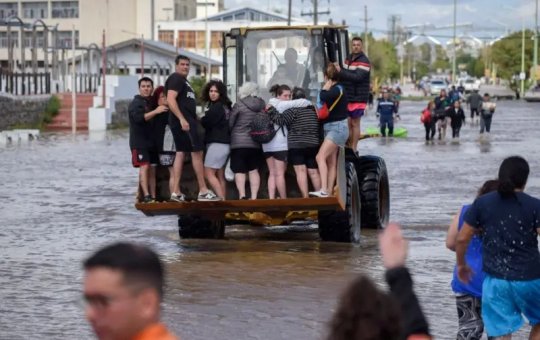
[243,29,324,101]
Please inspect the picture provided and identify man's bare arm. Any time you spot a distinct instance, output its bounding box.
[167,90,189,131]
[167,90,183,121]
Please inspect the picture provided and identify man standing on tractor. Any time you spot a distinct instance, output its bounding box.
[165,55,220,202]
[334,36,371,154]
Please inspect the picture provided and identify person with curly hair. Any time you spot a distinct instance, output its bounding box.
[200,79,233,200]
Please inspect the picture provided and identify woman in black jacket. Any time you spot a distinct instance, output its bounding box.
[200,80,232,200]
[446,100,466,140]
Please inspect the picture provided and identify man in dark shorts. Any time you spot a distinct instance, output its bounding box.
[334,36,371,153]
[128,77,168,203]
[165,55,219,202]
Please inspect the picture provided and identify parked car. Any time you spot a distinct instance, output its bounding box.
[462,78,480,93]
[429,79,447,95]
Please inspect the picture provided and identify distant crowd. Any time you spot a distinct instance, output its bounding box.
[420,86,496,142]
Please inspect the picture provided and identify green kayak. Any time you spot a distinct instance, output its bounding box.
[363,127,408,138]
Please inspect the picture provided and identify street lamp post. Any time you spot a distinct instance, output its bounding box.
[6,16,26,73]
[31,19,48,75]
[521,21,526,97]
[452,0,457,84]
[197,1,215,81]
[141,35,145,77]
[534,0,538,82]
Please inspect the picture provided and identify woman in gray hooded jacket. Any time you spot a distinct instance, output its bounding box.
[229,82,266,199]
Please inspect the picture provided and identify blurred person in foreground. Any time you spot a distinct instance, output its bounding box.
[327,223,431,340]
[456,156,540,339]
[446,179,499,340]
[83,243,178,340]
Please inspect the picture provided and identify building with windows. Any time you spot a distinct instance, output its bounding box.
[0,0,228,90]
[155,7,307,70]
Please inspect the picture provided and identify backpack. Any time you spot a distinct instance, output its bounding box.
[249,110,278,143]
[420,109,432,124]
[316,84,344,120]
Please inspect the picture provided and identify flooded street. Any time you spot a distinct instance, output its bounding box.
[1,100,539,339]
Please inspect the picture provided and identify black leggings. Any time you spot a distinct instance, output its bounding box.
[424,122,435,140]
[470,107,479,119]
[452,125,462,138]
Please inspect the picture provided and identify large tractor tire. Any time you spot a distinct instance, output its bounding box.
[318,162,361,243]
[178,215,225,239]
[357,156,390,229]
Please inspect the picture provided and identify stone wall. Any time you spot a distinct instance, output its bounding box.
[0,94,50,130]
[112,99,130,126]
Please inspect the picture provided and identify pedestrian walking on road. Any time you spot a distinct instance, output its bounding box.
[456,156,540,339]
[446,179,499,340]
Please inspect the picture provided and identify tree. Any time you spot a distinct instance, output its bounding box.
[491,30,534,80]
[363,33,399,83]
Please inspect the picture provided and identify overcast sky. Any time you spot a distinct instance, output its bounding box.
[225,0,538,42]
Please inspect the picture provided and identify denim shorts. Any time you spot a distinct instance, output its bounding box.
[482,275,540,337]
[323,119,348,147]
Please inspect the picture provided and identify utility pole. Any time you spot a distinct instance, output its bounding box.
[359,5,372,56]
[287,0,292,26]
[300,0,329,25]
[534,0,538,82]
[521,21,526,96]
[102,30,107,108]
[141,34,145,77]
[71,25,76,135]
[452,0,457,84]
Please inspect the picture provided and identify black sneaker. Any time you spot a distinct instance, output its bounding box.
[142,195,155,204]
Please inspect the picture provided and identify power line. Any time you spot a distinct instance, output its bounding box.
[300,0,330,25]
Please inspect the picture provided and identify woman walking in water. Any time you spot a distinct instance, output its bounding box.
[421,100,436,142]
[446,179,499,340]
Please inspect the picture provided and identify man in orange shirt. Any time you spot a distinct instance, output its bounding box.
[83,243,178,340]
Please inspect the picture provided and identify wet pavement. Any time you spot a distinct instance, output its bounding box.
[1,100,538,339]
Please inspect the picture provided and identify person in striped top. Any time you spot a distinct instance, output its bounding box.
[267,87,322,198]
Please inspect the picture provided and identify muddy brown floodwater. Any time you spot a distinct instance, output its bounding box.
[1,100,538,339]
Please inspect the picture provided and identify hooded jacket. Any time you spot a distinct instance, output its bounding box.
[338,52,371,104]
[229,95,266,149]
[128,95,153,149]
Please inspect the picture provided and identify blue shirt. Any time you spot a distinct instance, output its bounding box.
[451,205,485,297]
[376,99,396,117]
[464,191,540,281]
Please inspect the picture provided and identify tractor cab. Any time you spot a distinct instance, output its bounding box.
[223,25,350,102]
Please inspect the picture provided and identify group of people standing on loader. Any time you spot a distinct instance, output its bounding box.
[420,86,496,142]
[128,37,371,203]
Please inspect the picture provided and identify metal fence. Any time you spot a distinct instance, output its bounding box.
[0,69,51,95]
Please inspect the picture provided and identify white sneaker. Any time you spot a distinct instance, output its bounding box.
[198,190,221,201]
[309,190,329,198]
[169,192,186,202]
